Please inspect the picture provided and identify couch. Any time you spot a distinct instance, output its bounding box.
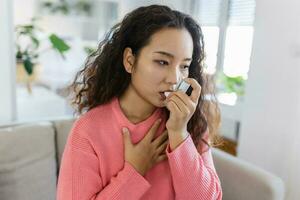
[0,119,285,200]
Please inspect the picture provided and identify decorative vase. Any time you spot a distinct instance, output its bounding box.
[16,62,41,94]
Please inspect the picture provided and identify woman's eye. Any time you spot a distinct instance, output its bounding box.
[155,60,169,66]
[181,65,189,70]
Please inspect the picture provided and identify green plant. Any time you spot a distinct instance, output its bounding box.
[42,0,92,16]
[15,17,70,76]
[74,0,92,15]
[216,72,246,96]
[42,0,69,15]
[83,45,96,55]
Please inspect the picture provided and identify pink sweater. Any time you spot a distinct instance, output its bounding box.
[57,97,222,200]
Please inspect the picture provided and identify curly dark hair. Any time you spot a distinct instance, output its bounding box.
[69,5,221,149]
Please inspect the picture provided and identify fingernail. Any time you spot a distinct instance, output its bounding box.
[122,127,128,133]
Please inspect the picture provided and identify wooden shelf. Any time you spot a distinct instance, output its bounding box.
[216,137,237,156]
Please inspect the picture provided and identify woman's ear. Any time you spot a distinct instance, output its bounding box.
[123,47,135,73]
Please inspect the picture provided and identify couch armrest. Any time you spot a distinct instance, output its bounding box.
[212,148,285,200]
[0,122,57,200]
[52,118,75,168]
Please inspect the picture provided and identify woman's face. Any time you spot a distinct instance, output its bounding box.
[126,28,194,108]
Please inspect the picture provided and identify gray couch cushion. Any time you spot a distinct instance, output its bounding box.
[0,122,57,200]
[212,148,285,200]
[52,118,75,168]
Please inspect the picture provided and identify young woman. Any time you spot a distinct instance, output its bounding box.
[57,4,222,200]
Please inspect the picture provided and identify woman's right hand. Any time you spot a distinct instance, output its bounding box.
[122,119,169,176]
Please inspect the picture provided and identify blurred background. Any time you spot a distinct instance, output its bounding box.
[1,0,299,199]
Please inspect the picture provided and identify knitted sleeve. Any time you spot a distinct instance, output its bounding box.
[165,129,222,200]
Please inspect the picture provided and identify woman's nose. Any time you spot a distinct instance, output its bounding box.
[166,67,182,88]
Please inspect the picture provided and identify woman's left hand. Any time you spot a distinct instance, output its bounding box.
[165,78,202,138]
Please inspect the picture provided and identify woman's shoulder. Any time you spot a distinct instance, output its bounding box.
[72,101,114,133]
[80,99,115,121]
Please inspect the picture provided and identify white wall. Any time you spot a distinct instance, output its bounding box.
[120,0,192,18]
[238,0,300,199]
[13,0,36,25]
[0,0,16,124]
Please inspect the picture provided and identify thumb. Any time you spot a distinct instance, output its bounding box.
[122,127,132,146]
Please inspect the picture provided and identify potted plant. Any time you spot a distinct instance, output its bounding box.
[216,72,246,98]
[15,17,70,93]
[41,0,92,16]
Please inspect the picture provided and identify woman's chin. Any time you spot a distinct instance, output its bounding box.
[147,93,167,108]
[155,98,167,108]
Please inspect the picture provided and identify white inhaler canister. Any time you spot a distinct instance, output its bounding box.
[164,80,191,97]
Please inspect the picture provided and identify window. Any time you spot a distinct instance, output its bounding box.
[194,0,256,105]
[223,0,256,78]
[202,26,220,74]
[194,0,221,74]
[223,26,253,78]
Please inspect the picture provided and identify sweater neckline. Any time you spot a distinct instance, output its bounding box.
[112,97,162,129]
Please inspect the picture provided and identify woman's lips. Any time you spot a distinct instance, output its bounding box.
[159,91,172,100]
[159,92,166,100]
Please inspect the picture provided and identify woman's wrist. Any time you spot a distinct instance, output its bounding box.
[127,161,147,176]
[167,130,189,151]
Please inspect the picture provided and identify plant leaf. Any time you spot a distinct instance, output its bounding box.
[49,34,70,56]
[216,72,246,96]
[23,58,34,75]
[30,35,40,48]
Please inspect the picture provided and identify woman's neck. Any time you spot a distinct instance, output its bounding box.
[119,86,156,123]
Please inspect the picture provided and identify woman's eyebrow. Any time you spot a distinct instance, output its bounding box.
[153,51,192,61]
